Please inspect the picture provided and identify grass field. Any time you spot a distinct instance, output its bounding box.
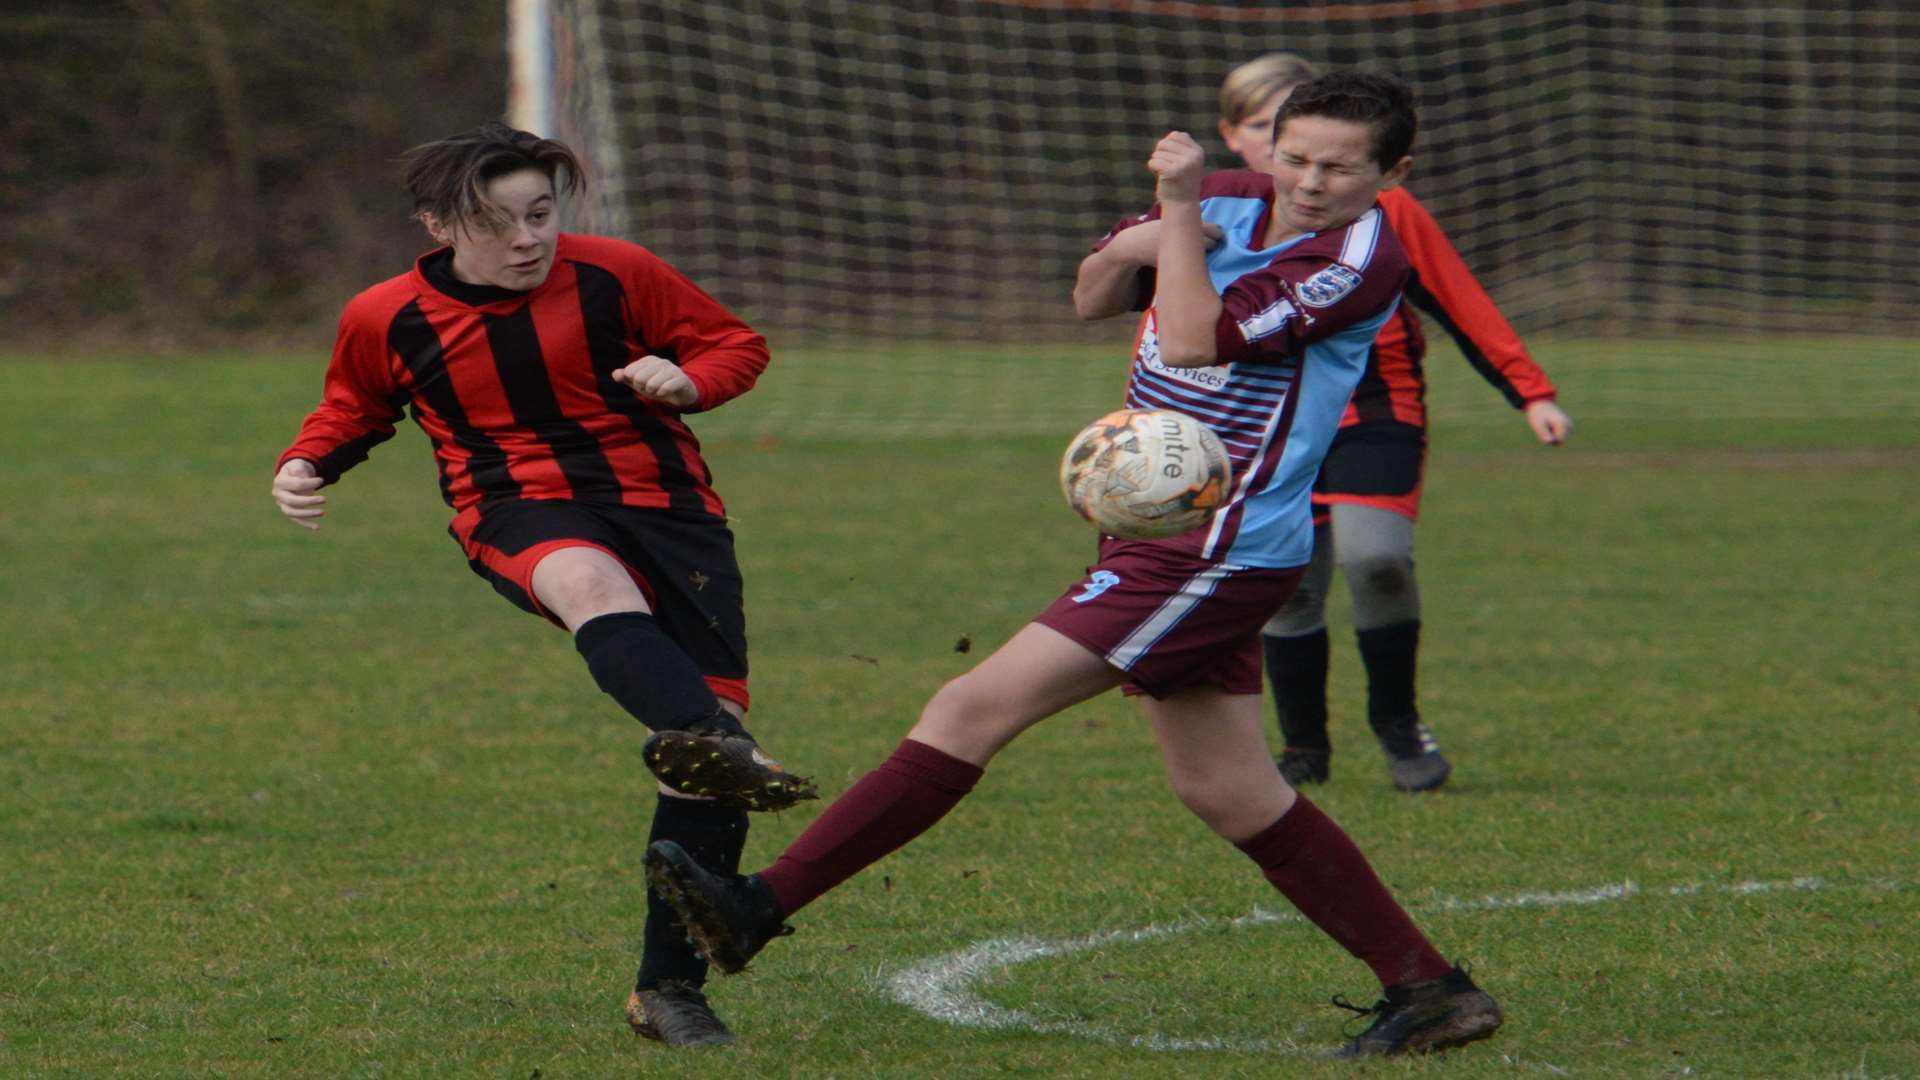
[2,337,1916,1078]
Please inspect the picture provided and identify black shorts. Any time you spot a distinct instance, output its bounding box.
[448,499,749,704]
[1312,421,1428,521]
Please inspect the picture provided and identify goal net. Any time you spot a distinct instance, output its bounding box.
[532,0,1919,344]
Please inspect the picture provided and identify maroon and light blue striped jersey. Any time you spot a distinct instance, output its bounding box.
[277,233,768,521]
[1093,170,1410,568]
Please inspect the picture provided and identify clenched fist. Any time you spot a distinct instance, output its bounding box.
[614,354,699,409]
[272,458,327,530]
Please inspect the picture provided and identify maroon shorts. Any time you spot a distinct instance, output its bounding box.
[1035,538,1305,699]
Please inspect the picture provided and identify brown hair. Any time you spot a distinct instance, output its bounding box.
[1277,71,1419,170]
[1220,53,1320,125]
[401,121,583,233]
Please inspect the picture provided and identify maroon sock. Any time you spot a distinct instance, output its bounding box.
[1235,795,1452,988]
[759,738,983,916]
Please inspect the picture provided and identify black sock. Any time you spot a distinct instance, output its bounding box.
[573,611,743,736]
[1263,628,1331,751]
[637,794,750,990]
[1356,619,1421,732]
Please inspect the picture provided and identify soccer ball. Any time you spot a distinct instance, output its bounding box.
[1059,408,1233,539]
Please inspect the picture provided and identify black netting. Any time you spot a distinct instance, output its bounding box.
[548,0,1920,341]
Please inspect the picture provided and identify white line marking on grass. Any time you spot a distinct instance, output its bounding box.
[880,876,1902,1059]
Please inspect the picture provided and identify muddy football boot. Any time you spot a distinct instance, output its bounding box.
[642,728,819,812]
[644,840,792,974]
[625,980,734,1047]
[1333,966,1502,1057]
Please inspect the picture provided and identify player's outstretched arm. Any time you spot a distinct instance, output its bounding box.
[1074,217,1225,321]
[272,458,328,530]
[1524,399,1573,445]
[614,354,700,409]
[1074,222,1163,320]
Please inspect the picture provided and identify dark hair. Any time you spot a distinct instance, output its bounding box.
[1275,72,1417,170]
[401,121,583,232]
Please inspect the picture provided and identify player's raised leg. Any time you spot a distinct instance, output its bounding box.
[534,545,818,811]
[647,623,1125,972]
[520,543,789,1045]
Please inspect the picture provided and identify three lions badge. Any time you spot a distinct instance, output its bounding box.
[1297,264,1363,307]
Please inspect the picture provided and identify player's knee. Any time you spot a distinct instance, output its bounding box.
[534,551,647,623]
[921,674,996,728]
[1165,771,1209,814]
[915,673,1027,756]
[1168,774,1240,832]
[1343,553,1415,600]
[559,576,623,613]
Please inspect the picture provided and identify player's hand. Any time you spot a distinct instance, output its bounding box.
[272,458,327,530]
[614,354,699,408]
[1148,131,1207,205]
[1525,399,1573,445]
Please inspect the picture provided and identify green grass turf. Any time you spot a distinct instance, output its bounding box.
[1,337,1916,1078]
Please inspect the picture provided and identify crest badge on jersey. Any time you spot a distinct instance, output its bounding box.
[1297,264,1363,307]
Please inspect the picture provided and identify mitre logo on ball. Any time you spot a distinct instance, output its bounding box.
[1059,408,1233,539]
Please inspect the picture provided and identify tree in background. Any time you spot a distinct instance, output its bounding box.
[2,2,507,346]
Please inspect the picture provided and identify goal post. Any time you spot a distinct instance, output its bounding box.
[506,0,554,138]
[514,0,1920,343]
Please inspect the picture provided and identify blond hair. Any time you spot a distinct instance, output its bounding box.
[1220,53,1321,124]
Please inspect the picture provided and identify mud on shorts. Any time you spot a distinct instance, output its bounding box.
[449,499,749,707]
[1035,536,1305,699]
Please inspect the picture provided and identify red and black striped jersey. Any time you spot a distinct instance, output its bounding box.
[1352,187,1556,428]
[277,233,767,520]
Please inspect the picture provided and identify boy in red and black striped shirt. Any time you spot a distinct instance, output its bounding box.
[271,122,812,1048]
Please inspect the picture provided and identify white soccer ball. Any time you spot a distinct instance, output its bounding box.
[1059,408,1233,539]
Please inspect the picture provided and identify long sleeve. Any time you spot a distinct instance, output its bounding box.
[625,252,769,414]
[276,292,406,483]
[1216,209,1407,367]
[1388,190,1555,407]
